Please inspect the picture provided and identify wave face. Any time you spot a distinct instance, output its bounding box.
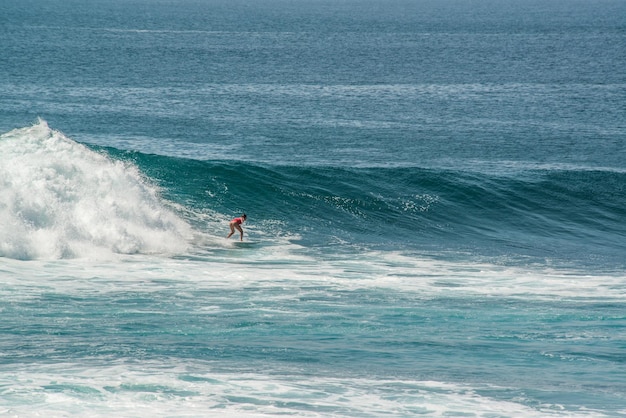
[0,120,192,259]
[103,137,626,271]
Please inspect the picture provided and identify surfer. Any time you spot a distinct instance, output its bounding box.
[226,214,247,241]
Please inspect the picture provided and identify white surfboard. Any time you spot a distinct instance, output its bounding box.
[232,241,259,247]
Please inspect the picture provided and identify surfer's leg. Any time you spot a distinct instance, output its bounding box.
[227,223,235,238]
[235,224,243,241]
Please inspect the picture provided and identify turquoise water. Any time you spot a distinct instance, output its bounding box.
[1,0,626,416]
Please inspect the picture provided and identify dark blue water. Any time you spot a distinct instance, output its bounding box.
[1,0,625,416]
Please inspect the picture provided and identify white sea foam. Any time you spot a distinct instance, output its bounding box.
[0,119,192,260]
[0,361,604,418]
[1,247,623,304]
[1,243,623,418]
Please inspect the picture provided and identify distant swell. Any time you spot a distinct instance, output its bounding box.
[0,119,192,260]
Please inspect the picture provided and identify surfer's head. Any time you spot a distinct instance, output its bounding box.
[242,214,247,220]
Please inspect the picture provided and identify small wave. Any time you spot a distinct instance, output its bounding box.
[0,119,192,260]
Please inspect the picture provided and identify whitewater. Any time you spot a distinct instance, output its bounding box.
[0,121,192,260]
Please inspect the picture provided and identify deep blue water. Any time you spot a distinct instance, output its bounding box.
[1,0,625,416]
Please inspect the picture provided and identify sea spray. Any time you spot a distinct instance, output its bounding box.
[0,119,192,259]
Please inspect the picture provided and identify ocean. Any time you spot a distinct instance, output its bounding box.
[1,0,625,416]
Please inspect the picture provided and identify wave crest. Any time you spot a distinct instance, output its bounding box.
[0,119,192,260]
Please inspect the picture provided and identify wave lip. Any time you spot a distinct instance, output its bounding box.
[0,119,192,260]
